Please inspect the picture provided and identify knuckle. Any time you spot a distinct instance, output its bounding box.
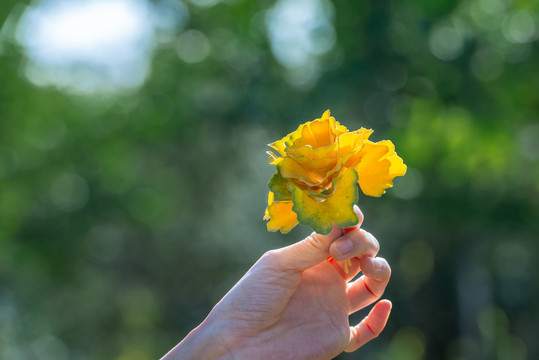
[304,232,324,251]
[376,258,391,280]
[335,325,350,349]
[259,249,280,265]
[365,231,380,254]
[363,320,378,338]
[352,229,379,257]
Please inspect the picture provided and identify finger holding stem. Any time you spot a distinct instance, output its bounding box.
[328,227,380,280]
[341,226,355,274]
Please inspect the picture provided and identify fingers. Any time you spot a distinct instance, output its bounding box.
[328,228,380,262]
[327,210,379,280]
[262,205,369,273]
[269,206,365,272]
[329,257,362,282]
[345,300,392,352]
[347,256,391,313]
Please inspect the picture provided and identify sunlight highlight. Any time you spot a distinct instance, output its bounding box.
[15,0,181,94]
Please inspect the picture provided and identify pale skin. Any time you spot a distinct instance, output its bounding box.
[163,206,392,360]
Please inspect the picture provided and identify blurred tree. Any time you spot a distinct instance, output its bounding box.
[0,0,537,359]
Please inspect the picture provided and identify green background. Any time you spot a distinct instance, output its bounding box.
[1,0,538,359]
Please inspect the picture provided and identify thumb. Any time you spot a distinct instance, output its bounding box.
[266,206,363,272]
[271,205,364,272]
[272,225,343,272]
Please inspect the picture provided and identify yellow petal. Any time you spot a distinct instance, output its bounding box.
[338,128,374,167]
[284,111,348,150]
[285,122,314,149]
[281,138,341,178]
[265,193,299,233]
[291,167,359,235]
[267,151,280,164]
[263,191,273,220]
[287,141,339,160]
[268,139,286,157]
[292,148,339,170]
[285,122,322,149]
[320,110,348,136]
[321,109,331,119]
[280,157,341,187]
[353,140,407,197]
[309,119,334,148]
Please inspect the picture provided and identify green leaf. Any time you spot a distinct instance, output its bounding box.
[268,171,292,201]
[291,167,359,235]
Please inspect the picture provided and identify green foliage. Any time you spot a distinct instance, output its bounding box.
[1,0,538,359]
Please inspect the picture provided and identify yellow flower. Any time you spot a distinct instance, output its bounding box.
[264,110,407,234]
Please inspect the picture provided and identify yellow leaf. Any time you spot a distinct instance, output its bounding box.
[353,140,407,197]
[291,167,359,235]
[265,192,299,233]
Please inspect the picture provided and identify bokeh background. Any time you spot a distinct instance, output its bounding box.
[1,0,538,359]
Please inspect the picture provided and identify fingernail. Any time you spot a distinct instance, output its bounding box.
[335,238,353,255]
[372,258,385,270]
[361,229,380,253]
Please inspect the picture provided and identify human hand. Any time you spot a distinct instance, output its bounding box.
[163,206,392,360]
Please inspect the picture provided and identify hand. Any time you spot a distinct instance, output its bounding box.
[163,206,392,360]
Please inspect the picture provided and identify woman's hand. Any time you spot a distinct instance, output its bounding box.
[163,206,392,360]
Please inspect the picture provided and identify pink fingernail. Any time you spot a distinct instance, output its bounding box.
[335,238,353,255]
[372,258,384,270]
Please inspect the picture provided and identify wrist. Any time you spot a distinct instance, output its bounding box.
[161,319,233,360]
